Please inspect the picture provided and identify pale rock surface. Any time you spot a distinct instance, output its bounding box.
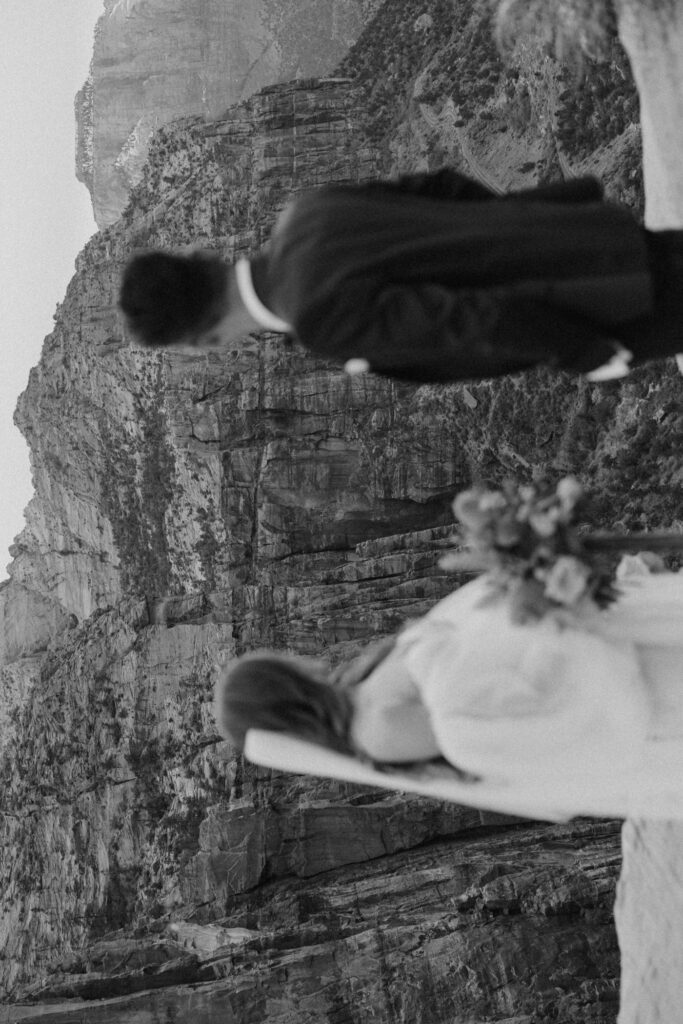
[612,3,683,1021]
[616,0,683,228]
[0,580,71,664]
[76,0,375,226]
[167,920,259,952]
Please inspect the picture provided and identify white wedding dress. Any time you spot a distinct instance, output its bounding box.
[393,559,683,819]
[245,558,683,821]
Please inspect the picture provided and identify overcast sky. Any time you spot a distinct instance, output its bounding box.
[0,0,104,580]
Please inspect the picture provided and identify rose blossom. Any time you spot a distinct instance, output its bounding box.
[544,556,591,605]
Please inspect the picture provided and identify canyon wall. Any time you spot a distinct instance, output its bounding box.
[1,75,629,1020]
[3,1,682,1019]
[76,0,377,226]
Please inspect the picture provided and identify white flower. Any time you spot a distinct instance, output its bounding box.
[452,490,483,527]
[495,513,522,547]
[556,477,583,512]
[616,552,666,579]
[479,492,508,513]
[529,509,560,538]
[544,556,591,605]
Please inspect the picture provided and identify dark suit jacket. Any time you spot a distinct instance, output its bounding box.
[250,170,653,382]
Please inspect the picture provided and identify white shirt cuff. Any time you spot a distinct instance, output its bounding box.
[585,344,633,383]
[344,358,371,375]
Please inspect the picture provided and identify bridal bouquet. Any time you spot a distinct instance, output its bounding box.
[441,476,680,623]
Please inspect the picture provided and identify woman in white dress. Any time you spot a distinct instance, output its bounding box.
[214,554,683,821]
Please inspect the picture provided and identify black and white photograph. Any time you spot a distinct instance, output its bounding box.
[1,1,682,1021]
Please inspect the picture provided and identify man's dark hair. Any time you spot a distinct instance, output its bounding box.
[118,250,229,347]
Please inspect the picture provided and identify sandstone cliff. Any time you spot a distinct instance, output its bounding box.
[3,1,682,1020]
[76,0,378,227]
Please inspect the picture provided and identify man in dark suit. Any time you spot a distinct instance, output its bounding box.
[119,169,683,382]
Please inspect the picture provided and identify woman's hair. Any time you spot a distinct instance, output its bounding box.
[214,652,355,755]
[118,249,229,347]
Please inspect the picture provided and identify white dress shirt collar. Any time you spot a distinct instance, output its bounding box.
[235,258,291,333]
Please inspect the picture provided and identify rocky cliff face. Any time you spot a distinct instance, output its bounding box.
[3,1,682,1019]
[4,76,477,1007]
[76,0,378,227]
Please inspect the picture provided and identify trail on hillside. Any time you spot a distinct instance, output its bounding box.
[419,99,505,193]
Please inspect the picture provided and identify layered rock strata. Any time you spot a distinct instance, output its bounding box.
[3,77,480,1005]
[2,19,682,1020]
[76,0,377,226]
[8,819,622,1023]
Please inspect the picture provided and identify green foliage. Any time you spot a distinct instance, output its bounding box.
[555,50,640,159]
[98,359,175,598]
[126,734,171,822]
[429,11,505,120]
[158,797,206,859]
[336,0,506,140]
[336,0,468,143]
[0,619,143,936]
[583,368,683,540]
[337,0,641,206]
[425,365,683,559]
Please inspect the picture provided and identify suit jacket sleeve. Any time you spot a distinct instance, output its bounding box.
[295,277,620,382]
[508,177,604,204]
[357,170,603,204]
[357,168,496,202]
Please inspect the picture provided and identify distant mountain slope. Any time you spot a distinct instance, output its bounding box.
[336,0,643,208]
[75,0,376,227]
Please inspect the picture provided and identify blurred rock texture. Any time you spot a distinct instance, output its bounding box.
[2,1,682,1020]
